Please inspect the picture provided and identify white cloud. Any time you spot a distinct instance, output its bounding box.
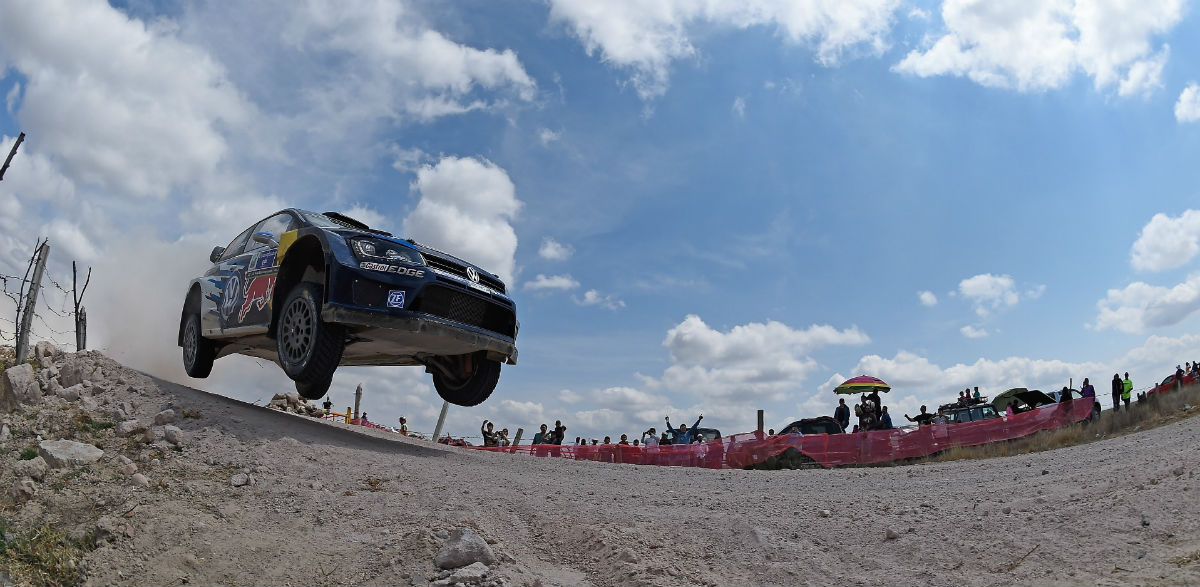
[957,273,1020,317]
[918,290,938,306]
[642,314,869,404]
[1176,83,1200,123]
[1093,273,1200,333]
[391,146,427,172]
[573,289,625,310]
[731,96,746,118]
[523,274,580,291]
[538,237,574,261]
[403,156,521,284]
[1131,210,1200,271]
[547,0,900,99]
[343,203,388,230]
[960,325,988,338]
[893,0,1183,96]
[538,128,562,146]
[558,389,584,404]
[0,0,253,199]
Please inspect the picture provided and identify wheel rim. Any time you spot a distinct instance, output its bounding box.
[280,295,315,366]
[183,318,198,367]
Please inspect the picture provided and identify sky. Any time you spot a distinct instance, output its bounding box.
[3,0,1200,443]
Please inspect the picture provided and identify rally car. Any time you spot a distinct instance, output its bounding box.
[178,209,517,406]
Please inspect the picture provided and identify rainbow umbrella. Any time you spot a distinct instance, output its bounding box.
[833,375,891,395]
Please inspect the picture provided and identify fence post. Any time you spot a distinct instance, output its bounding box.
[15,241,48,364]
[345,407,352,424]
[353,384,363,420]
[511,427,523,450]
[757,409,764,433]
[431,400,449,442]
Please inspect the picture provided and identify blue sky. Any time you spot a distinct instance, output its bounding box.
[3,0,1200,442]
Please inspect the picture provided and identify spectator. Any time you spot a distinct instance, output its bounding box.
[1111,374,1123,412]
[1177,365,1185,391]
[480,420,500,447]
[591,439,599,445]
[867,390,882,415]
[878,406,893,430]
[932,409,949,424]
[1059,386,1073,403]
[1122,372,1133,408]
[973,387,981,400]
[958,390,968,406]
[904,405,934,426]
[532,424,550,444]
[361,412,369,422]
[619,434,630,445]
[660,432,672,445]
[664,413,704,445]
[633,439,640,447]
[398,416,409,436]
[1080,378,1095,400]
[322,396,333,413]
[851,424,860,433]
[834,398,850,431]
[854,398,865,429]
[499,428,511,447]
[552,420,567,444]
[603,436,611,444]
[642,427,659,446]
[767,429,775,435]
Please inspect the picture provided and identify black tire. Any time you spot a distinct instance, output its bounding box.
[432,351,501,407]
[295,376,333,401]
[182,313,215,378]
[276,282,345,389]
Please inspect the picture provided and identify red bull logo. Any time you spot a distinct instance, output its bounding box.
[239,275,276,322]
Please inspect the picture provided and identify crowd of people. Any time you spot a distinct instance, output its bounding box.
[470,414,712,448]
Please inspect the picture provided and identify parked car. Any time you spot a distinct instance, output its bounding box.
[1149,371,1197,395]
[777,416,844,435]
[939,403,1001,424]
[178,209,518,406]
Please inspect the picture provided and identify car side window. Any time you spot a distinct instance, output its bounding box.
[219,227,255,262]
[246,213,298,252]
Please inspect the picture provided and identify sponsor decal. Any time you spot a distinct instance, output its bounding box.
[249,247,278,272]
[275,230,298,265]
[220,273,241,321]
[386,290,406,308]
[359,262,425,278]
[239,274,276,322]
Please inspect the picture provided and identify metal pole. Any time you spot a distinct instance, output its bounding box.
[431,400,450,442]
[15,241,48,363]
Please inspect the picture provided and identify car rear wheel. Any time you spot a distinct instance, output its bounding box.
[277,282,344,390]
[431,351,501,407]
[181,313,215,378]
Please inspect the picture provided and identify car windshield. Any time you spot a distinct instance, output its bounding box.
[297,210,348,229]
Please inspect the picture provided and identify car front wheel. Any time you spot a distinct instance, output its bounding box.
[431,351,501,407]
[181,313,215,378]
[277,282,345,391]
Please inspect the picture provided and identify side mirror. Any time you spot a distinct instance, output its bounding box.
[209,246,225,263]
[252,232,278,247]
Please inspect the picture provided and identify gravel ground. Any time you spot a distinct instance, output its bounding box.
[3,350,1198,586]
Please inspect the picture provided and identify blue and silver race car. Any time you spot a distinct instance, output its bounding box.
[178,209,517,406]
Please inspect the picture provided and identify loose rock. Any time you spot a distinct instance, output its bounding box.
[885,528,900,540]
[230,473,254,487]
[0,363,42,412]
[10,477,36,502]
[131,473,150,488]
[154,409,177,425]
[116,420,144,437]
[13,456,49,481]
[163,425,183,445]
[38,439,104,468]
[435,528,497,569]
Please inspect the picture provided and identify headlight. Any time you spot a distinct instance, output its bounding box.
[349,237,424,265]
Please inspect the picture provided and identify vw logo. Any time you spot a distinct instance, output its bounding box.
[466,266,480,283]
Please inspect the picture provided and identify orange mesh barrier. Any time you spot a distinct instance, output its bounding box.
[465,400,1097,468]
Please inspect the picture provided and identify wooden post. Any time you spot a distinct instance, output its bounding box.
[353,383,363,420]
[0,132,24,181]
[71,261,91,351]
[15,241,48,364]
[757,409,764,433]
[511,427,523,449]
[431,400,449,442]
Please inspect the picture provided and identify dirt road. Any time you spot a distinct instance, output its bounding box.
[3,350,1198,586]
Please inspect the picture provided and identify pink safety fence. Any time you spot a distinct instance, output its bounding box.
[465,399,1097,469]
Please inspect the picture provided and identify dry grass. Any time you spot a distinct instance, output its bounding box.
[0,521,92,587]
[918,383,1200,465]
[1171,549,1200,567]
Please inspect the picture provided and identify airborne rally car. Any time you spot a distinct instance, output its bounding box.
[178,209,517,406]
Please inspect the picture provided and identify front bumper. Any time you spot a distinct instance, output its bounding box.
[323,304,517,365]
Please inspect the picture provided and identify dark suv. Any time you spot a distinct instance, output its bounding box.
[178,209,517,406]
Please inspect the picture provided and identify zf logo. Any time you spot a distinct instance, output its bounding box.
[387,290,405,308]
